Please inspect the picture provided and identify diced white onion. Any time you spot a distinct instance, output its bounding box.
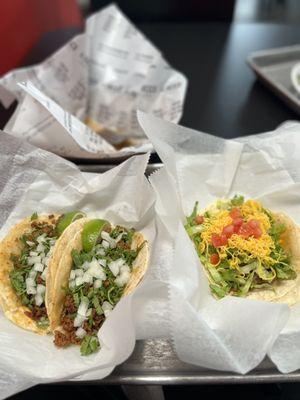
[33,262,44,272]
[74,314,86,327]
[27,256,41,265]
[29,251,38,257]
[82,272,93,284]
[41,266,48,281]
[35,294,43,306]
[36,284,46,295]
[102,240,110,249]
[108,258,125,277]
[69,270,76,280]
[29,270,37,279]
[94,279,102,289]
[82,261,90,270]
[69,280,75,289]
[36,243,45,253]
[115,232,125,243]
[120,264,130,275]
[42,256,50,267]
[75,327,86,339]
[78,297,89,316]
[26,277,36,287]
[27,286,37,295]
[74,269,84,277]
[86,308,92,317]
[101,231,116,248]
[102,301,113,317]
[115,272,130,287]
[98,258,106,267]
[37,234,46,243]
[49,239,56,246]
[26,241,35,247]
[96,248,105,256]
[75,276,84,286]
[86,260,106,280]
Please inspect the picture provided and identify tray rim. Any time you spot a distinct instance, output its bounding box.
[247,44,300,115]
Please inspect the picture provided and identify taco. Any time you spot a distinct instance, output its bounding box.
[185,195,300,305]
[0,211,85,334]
[50,218,148,355]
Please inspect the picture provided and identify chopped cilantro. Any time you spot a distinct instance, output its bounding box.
[31,212,38,221]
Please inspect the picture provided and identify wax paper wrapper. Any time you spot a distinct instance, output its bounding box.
[0,4,187,160]
[138,111,300,374]
[0,130,166,399]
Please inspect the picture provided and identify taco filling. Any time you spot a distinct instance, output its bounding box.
[185,195,297,299]
[54,221,144,356]
[8,211,85,329]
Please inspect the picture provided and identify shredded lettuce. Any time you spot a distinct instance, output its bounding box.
[80,335,100,356]
[30,212,38,221]
[231,195,244,206]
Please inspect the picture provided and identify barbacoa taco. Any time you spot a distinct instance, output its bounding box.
[49,218,148,356]
[0,211,85,334]
[185,195,300,305]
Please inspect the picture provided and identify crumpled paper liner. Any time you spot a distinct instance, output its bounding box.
[0,131,171,398]
[138,110,300,374]
[0,4,187,159]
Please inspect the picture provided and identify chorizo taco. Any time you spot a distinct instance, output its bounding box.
[0,211,85,334]
[185,195,300,305]
[49,218,149,356]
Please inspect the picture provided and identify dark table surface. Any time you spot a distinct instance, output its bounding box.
[139,21,300,139]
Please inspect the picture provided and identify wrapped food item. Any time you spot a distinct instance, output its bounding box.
[185,196,300,304]
[48,218,149,355]
[0,211,85,334]
[0,4,187,159]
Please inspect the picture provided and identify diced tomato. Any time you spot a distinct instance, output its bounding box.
[211,234,222,247]
[248,219,260,229]
[252,227,262,239]
[220,234,228,246]
[230,207,241,219]
[222,224,234,238]
[232,217,243,227]
[233,224,240,233]
[210,253,220,265]
[195,215,204,225]
[237,220,262,239]
[238,223,251,238]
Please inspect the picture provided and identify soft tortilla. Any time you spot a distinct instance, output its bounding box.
[45,218,88,318]
[49,221,149,332]
[246,212,300,306]
[0,215,59,334]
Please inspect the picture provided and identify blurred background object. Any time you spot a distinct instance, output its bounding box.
[0,0,83,76]
[234,0,300,23]
[90,0,235,21]
[1,0,300,155]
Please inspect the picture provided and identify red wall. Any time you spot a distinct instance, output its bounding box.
[0,0,83,75]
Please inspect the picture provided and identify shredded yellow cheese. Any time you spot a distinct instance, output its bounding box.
[241,200,270,232]
[200,210,232,244]
[200,200,275,267]
[227,233,275,265]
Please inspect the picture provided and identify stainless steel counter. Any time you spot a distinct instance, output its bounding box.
[98,339,300,385]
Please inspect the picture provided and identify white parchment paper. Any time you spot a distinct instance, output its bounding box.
[0,131,167,398]
[0,4,187,160]
[138,111,300,374]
